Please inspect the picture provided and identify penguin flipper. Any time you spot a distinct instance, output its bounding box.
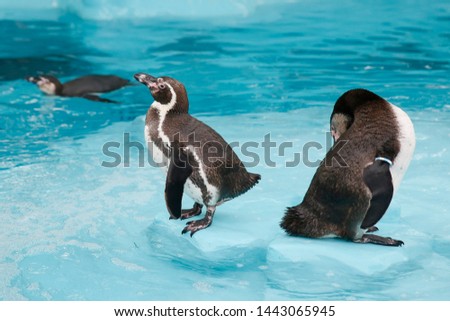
[361,160,394,229]
[82,94,117,104]
[165,146,193,219]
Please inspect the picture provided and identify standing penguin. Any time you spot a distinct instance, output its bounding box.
[134,72,261,236]
[27,74,131,103]
[280,89,415,246]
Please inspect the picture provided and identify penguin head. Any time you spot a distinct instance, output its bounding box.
[134,73,189,113]
[330,112,352,142]
[330,89,383,143]
[27,75,62,95]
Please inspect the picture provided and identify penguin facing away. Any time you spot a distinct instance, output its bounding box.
[134,72,261,236]
[27,74,131,103]
[280,89,415,246]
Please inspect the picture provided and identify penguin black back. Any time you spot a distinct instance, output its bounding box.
[61,75,130,96]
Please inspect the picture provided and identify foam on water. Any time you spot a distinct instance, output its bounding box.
[1,0,450,300]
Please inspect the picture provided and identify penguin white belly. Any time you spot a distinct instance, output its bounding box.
[389,103,416,193]
[184,179,204,204]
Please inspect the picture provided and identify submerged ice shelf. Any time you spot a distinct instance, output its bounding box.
[2,108,449,300]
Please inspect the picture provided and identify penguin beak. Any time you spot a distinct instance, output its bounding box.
[331,129,339,143]
[134,73,158,89]
[26,76,41,84]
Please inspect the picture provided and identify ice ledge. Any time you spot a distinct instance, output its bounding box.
[145,218,269,270]
[269,222,431,268]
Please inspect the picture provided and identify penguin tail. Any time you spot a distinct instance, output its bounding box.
[249,172,261,186]
[280,204,325,238]
[224,171,261,200]
[240,172,261,196]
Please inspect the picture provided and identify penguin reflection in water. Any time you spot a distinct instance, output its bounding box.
[135,73,261,236]
[27,74,131,103]
[281,89,415,246]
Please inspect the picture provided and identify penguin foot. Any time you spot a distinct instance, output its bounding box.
[180,202,203,220]
[182,206,215,237]
[366,226,379,233]
[357,234,404,247]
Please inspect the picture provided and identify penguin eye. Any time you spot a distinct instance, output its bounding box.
[158,83,166,90]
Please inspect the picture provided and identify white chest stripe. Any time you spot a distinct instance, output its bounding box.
[145,124,168,170]
[187,146,219,205]
[151,83,177,148]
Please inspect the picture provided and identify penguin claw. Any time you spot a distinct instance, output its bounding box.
[181,225,198,237]
[180,228,197,237]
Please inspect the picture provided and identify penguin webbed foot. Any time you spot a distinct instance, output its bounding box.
[182,206,215,237]
[366,226,379,233]
[357,234,404,247]
[180,202,203,220]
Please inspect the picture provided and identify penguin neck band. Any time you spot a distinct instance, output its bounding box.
[375,156,393,166]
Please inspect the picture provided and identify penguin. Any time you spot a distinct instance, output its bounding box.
[26,74,131,103]
[134,72,261,236]
[280,89,415,246]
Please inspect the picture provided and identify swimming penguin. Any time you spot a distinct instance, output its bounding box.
[134,72,261,236]
[280,89,415,246]
[26,74,131,103]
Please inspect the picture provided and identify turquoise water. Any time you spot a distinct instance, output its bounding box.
[1,0,450,300]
